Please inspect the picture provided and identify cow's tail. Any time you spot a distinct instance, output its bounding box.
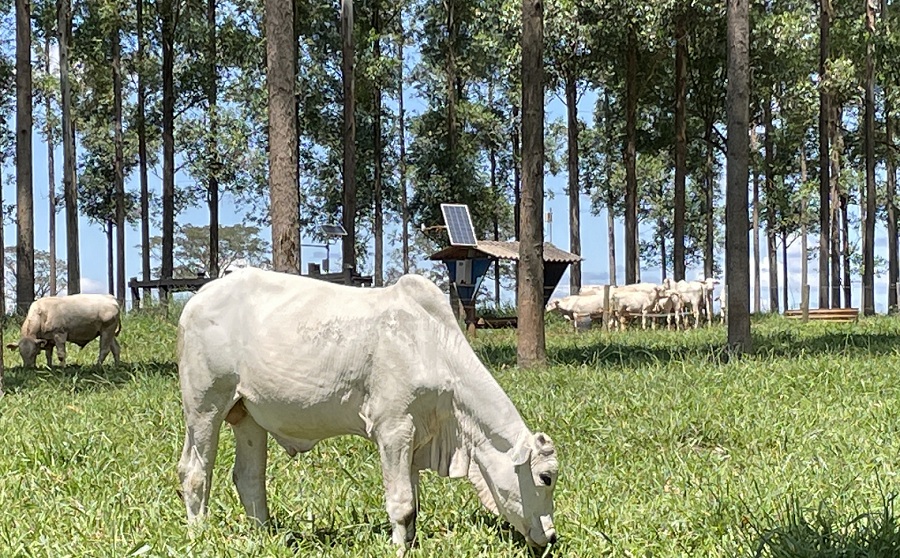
[115,303,123,336]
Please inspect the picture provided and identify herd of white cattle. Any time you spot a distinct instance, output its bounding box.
[546,277,727,331]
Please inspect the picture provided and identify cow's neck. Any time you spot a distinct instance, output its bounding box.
[453,347,529,454]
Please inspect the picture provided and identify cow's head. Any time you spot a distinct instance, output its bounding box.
[471,431,558,547]
[545,299,560,313]
[6,337,48,368]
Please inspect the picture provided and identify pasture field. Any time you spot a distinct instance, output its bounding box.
[1,311,900,557]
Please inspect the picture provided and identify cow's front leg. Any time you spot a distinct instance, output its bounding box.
[43,343,54,367]
[53,333,68,366]
[376,419,418,553]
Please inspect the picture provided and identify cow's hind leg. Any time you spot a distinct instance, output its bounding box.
[230,407,269,526]
[178,410,225,523]
[376,419,418,551]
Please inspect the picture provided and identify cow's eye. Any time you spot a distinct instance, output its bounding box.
[539,473,552,487]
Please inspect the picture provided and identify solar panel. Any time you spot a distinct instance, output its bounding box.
[319,223,347,236]
[441,203,477,247]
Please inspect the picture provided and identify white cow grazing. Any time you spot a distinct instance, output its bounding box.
[177,268,559,551]
[546,292,608,330]
[6,294,122,367]
[654,290,683,330]
[718,286,727,324]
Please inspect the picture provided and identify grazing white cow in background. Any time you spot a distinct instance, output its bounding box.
[6,294,122,367]
[546,292,608,330]
[654,290,683,329]
[177,268,559,551]
[673,278,718,328]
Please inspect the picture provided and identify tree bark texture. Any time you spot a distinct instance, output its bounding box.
[726,0,751,352]
[340,0,357,275]
[763,99,778,312]
[513,104,521,240]
[673,12,687,281]
[800,147,809,307]
[818,0,831,308]
[59,0,80,294]
[399,20,409,275]
[565,75,581,294]
[624,27,638,285]
[208,0,220,278]
[829,104,841,306]
[113,14,126,305]
[267,0,300,274]
[45,35,57,297]
[862,0,875,315]
[841,193,851,308]
[752,166,761,313]
[107,221,114,294]
[704,125,714,280]
[16,0,35,314]
[888,95,897,312]
[517,0,545,368]
[161,0,177,292]
[373,0,383,287]
[138,0,151,299]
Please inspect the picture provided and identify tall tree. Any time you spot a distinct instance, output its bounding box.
[113,3,126,305]
[372,0,383,286]
[207,0,219,278]
[59,0,79,294]
[41,31,58,296]
[763,98,778,312]
[818,0,831,308]
[267,0,299,273]
[726,0,751,351]
[624,26,638,284]
[160,0,178,292]
[16,0,34,313]
[137,0,151,299]
[888,93,897,311]
[341,0,357,276]
[518,0,545,368]
[398,17,409,274]
[673,8,687,281]
[862,0,876,315]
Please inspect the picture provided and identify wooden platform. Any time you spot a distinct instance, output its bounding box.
[784,307,860,323]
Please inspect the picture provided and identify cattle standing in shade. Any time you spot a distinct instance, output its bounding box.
[176,268,559,551]
[6,294,122,367]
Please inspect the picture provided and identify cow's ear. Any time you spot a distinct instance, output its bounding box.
[510,434,532,467]
[5,343,18,351]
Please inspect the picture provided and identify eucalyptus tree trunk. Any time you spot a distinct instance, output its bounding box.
[565,74,580,294]
[138,0,150,299]
[818,0,831,308]
[16,0,34,313]
[491,145,500,305]
[624,25,638,285]
[673,12,687,281]
[725,0,751,352]
[107,221,114,294]
[267,0,300,273]
[399,19,409,275]
[841,193,851,308]
[45,35,57,297]
[0,171,4,394]
[59,0,79,294]
[113,12,126,305]
[763,98,778,312]
[606,89,617,286]
[781,230,788,309]
[752,167,761,313]
[887,95,897,312]
[704,119,714,280]
[862,0,876,315]
[340,0,357,276]
[518,0,545,368]
[208,0,220,278]
[800,146,809,304]
[830,104,842,306]
[513,104,521,239]
[161,0,177,293]
[373,0,383,287]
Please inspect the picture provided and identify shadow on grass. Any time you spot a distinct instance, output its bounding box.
[743,495,900,557]
[1,361,178,393]
[476,327,900,369]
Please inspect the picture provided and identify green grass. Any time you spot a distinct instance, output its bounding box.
[2,312,900,556]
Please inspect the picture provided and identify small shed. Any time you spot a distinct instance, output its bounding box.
[428,240,582,330]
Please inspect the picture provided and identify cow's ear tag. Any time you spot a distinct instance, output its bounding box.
[510,435,532,467]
